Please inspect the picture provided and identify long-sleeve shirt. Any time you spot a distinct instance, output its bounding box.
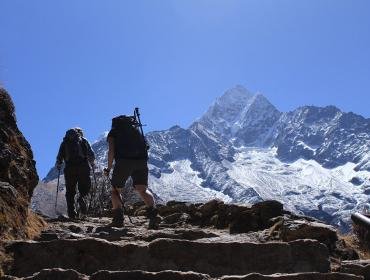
[56,137,95,165]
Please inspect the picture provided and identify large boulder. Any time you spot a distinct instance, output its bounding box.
[279,219,338,250]
[229,201,284,234]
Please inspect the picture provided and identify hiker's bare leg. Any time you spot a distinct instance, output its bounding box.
[135,185,155,207]
[111,187,123,209]
[136,185,159,229]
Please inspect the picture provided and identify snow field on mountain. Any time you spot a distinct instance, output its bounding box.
[149,160,232,203]
[225,147,370,227]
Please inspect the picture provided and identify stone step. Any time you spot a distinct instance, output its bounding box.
[5,238,330,278]
[340,260,370,280]
[2,269,364,280]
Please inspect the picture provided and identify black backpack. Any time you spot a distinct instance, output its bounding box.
[111,115,148,160]
[63,129,88,163]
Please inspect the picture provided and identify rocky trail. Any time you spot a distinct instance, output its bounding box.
[2,200,370,280]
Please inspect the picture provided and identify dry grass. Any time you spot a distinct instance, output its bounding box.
[0,209,46,277]
[340,233,370,260]
[0,201,46,242]
[25,210,47,239]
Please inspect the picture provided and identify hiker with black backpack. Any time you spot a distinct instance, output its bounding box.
[104,112,159,229]
[55,127,95,219]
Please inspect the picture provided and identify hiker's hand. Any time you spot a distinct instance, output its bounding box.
[103,168,111,176]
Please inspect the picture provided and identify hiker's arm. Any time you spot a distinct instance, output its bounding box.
[107,136,115,171]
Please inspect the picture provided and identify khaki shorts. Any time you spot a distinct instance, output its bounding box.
[111,159,148,188]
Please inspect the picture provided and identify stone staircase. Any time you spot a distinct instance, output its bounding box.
[2,201,369,279]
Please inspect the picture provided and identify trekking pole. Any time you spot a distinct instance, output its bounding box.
[134,108,158,207]
[55,169,61,215]
[134,107,145,138]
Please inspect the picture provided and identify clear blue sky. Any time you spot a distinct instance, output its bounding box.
[1,0,369,177]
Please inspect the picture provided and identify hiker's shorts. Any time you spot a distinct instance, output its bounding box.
[111,159,148,188]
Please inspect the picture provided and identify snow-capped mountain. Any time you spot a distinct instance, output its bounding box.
[198,86,282,147]
[40,85,370,231]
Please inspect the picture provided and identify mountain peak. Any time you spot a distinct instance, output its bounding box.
[201,85,254,120]
[195,86,281,147]
[216,85,253,107]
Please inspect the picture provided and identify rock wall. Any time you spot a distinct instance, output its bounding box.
[0,88,38,198]
[0,87,43,240]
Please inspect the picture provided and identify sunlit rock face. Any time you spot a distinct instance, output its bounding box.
[0,87,42,240]
[0,88,39,198]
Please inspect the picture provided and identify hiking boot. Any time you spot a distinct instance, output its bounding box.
[146,207,161,230]
[108,208,124,227]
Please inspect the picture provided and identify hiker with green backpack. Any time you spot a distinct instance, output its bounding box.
[104,111,159,229]
[55,127,95,219]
